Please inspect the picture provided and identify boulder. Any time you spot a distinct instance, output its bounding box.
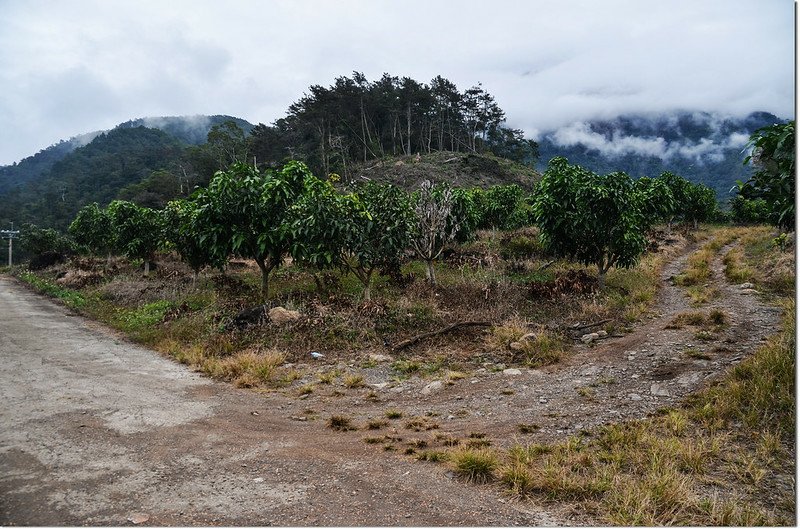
[421,381,443,395]
[581,332,599,344]
[503,368,522,376]
[509,341,525,352]
[268,306,301,324]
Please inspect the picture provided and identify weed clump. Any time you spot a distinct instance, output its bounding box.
[327,415,356,431]
[450,448,498,483]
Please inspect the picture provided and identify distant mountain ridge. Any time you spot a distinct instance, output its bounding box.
[535,111,786,200]
[0,115,253,196]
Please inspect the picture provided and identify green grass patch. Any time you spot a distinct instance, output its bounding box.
[17,272,87,309]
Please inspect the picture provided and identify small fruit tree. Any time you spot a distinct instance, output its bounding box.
[69,202,114,261]
[162,198,226,286]
[193,161,308,299]
[106,200,162,276]
[533,157,647,289]
[344,182,414,300]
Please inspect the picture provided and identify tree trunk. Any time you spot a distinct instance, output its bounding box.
[426,259,437,285]
[144,260,150,277]
[363,281,371,301]
[597,266,606,290]
[192,269,199,289]
[255,258,270,300]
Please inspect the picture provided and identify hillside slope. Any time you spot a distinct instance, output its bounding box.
[1,127,185,229]
[350,151,539,191]
[0,115,253,198]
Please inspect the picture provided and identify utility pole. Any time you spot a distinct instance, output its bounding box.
[1,224,20,266]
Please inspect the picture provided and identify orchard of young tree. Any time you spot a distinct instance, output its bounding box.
[42,157,731,302]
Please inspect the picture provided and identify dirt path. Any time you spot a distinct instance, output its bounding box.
[0,238,782,526]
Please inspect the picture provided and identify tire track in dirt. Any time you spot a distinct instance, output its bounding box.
[293,236,782,524]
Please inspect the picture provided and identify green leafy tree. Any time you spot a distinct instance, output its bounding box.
[289,173,354,290]
[741,121,795,230]
[683,182,719,229]
[533,157,647,288]
[343,182,414,300]
[450,187,480,242]
[194,161,308,299]
[19,223,73,256]
[68,203,114,259]
[162,199,226,286]
[634,176,676,230]
[107,200,162,276]
[477,184,526,230]
[729,195,770,225]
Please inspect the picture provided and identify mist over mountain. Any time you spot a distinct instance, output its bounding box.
[0,115,253,196]
[535,111,785,201]
[116,115,254,145]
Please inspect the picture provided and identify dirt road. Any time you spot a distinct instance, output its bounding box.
[0,276,557,526]
[0,237,782,526]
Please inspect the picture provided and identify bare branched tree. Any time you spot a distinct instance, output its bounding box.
[411,180,459,285]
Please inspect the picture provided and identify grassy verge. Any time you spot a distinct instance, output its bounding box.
[409,225,795,525]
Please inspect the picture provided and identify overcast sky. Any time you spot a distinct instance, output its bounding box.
[0,0,794,165]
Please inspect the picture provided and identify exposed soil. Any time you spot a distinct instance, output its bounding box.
[0,239,782,526]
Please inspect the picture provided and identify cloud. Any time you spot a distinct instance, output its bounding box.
[546,115,760,165]
[0,0,793,165]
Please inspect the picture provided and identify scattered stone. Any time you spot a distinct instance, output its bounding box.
[128,514,150,525]
[650,384,671,397]
[740,289,759,295]
[446,415,455,420]
[289,416,308,421]
[521,332,538,341]
[739,282,755,289]
[676,372,703,386]
[627,355,636,361]
[509,341,525,352]
[503,368,522,376]
[253,477,265,483]
[596,330,608,337]
[269,306,301,324]
[538,397,548,404]
[370,382,390,390]
[628,393,642,401]
[421,381,444,395]
[368,354,392,363]
[580,365,601,377]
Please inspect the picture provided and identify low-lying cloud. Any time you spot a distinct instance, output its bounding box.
[547,121,753,164]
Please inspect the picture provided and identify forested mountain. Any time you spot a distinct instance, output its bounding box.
[0,114,251,197]
[1,127,185,229]
[0,131,102,195]
[536,111,785,201]
[116,115,254,145]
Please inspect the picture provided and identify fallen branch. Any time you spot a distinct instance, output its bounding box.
[538,260,556,270]
[568,319,611,333]
[392,321,492,352]
[442,157,460,163]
